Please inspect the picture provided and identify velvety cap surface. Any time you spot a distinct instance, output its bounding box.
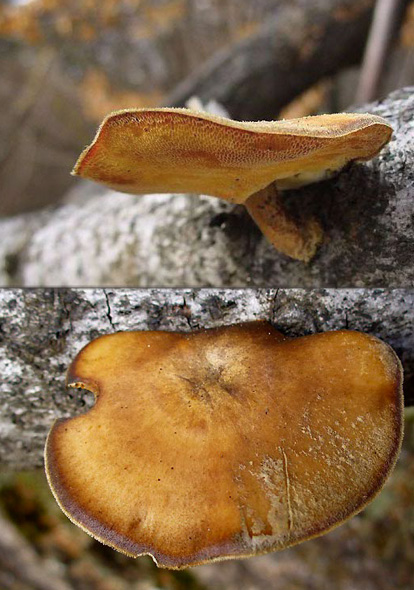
[45,323,403,568]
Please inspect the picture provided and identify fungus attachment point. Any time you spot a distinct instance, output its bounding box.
[72,108,392,260]
[245,184,323,261]
[45,323,403,569]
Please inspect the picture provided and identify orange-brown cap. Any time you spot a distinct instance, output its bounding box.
[72,108,392,203]
[45,322,403,569]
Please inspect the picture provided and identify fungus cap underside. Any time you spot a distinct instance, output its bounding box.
[72,108,392,203]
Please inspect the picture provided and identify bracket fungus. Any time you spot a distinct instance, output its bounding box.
[72,108,392,261]
[45,322,403,569]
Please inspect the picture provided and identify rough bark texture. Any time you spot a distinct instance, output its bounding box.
[0,288,413,471]
[1,87,413,288]
[167,0,409,119]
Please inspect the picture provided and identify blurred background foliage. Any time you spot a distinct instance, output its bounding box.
[0,0,414,215]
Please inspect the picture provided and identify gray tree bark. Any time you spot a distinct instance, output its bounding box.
[1,87,413,288]
[0,288,413,471]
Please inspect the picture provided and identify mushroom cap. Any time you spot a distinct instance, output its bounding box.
[72,108,392,203]
[45,322,403,569]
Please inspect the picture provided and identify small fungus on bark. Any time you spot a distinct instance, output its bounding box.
[45,322,403,569]
[72,108,392,261]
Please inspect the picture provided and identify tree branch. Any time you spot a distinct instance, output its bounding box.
[356,0,407,103]
[0,288,413,471]
[1,87,413,288]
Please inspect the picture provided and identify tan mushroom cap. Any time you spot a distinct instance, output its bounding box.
[45,323,403,569]
[72,108,392,203]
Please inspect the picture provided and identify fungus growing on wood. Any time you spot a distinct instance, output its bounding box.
[72,108,392,261]
[45,322,403,569]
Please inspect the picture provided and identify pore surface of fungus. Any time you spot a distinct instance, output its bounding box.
[45,323,403,568]
[72,108,392,260]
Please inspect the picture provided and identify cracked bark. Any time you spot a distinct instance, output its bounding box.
[103,289,115,330]
[0,288,413,471]
[1,87,413,288]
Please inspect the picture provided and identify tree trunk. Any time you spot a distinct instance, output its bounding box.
[0,288,413,471]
